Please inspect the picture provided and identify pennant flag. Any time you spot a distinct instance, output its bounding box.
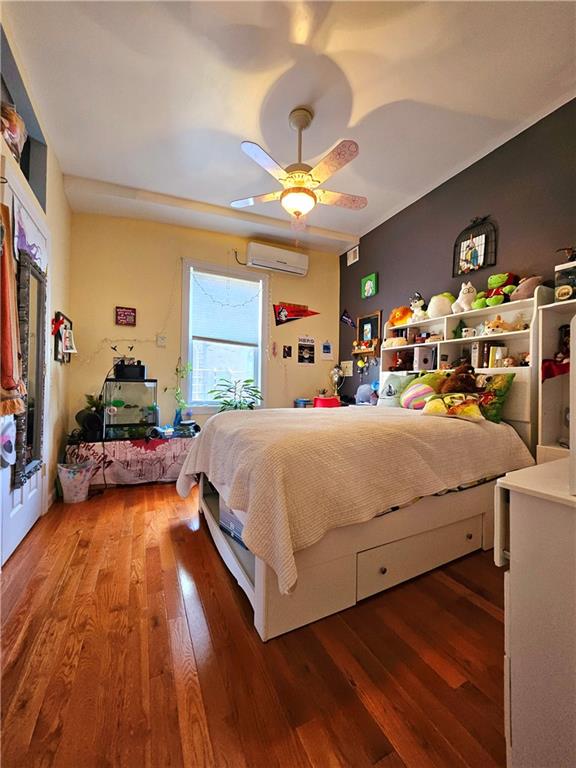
[273,302,319,326]
[340,309,356,328]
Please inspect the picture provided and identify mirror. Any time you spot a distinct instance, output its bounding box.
[13,251,46,488]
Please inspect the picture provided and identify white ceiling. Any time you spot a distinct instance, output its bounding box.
[4,1,576,253]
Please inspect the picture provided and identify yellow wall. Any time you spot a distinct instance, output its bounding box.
[45,152,71,487]
[69,214,340,425]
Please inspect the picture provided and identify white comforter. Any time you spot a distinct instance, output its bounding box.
[177,407,533,593]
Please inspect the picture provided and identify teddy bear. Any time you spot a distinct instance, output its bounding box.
[451,281,478,313]
[471,273,520,309]
[440,363,477,394]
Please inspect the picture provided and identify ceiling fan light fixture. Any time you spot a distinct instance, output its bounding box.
[280,187,316,218]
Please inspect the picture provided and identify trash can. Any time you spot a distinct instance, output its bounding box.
[57,461,94,503]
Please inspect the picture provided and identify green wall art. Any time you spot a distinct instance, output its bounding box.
[361,272,378,299]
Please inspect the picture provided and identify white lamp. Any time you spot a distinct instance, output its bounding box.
[280,187,316,218]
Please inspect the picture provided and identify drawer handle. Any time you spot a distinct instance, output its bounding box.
[379,566,388,575]
[466,533,473,540]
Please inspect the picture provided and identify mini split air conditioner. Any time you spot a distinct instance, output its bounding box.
[246,242,308,276]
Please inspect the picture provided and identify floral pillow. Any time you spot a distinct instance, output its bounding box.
[475,373,515,423]
[422,393,485,422]
[378,373,416,407]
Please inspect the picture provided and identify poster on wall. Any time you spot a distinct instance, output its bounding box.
[297,336,315,365]
[360,272,378,299]
[282,345,292,358]
[321,341,334,360]
[273,302,319,326]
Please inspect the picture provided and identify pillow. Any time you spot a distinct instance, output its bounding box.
[475,372,515,423]
[378,373,416,407]
[400,372,447,410]
[422,393,485,422]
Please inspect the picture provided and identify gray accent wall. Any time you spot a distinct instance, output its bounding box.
[339,99,576,397]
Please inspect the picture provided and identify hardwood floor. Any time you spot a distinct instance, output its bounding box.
[1,484,506,768]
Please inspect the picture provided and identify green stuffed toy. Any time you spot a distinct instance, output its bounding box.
[471,272,519,309]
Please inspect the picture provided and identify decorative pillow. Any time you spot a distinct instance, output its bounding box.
[422,393,485,422]
[378,373,416,407]
[400,372,447,410]
[475,372,515,423]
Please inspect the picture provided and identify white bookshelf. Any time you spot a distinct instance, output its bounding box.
[537,299,576,464]
[380,285,554,453]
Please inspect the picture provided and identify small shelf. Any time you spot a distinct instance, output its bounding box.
[539,299,576,315]
[440,329,530,345]
[382,341,442,352]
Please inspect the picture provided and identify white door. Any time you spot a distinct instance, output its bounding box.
[0,149,49,564]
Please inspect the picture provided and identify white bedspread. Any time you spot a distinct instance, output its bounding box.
[177,407,533,593]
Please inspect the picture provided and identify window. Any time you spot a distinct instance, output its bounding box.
[182,262,266,408]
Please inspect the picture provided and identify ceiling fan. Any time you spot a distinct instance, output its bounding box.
[230,107,367,226]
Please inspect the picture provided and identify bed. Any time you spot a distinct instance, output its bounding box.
[177,398,534,641]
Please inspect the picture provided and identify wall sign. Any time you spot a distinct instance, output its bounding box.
[115,306,137,326]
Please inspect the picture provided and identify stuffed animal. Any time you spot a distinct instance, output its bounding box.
[484,314,528,334]
[383,337,408,348]
[509,276,544,301]
[427,292,456,318]
[471,273,520,309]
[409,292,428,322]
[441,363,477,394]
[451,281,478,313]
[387,306,413,326]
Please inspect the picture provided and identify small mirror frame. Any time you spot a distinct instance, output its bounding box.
[13,251,47,489]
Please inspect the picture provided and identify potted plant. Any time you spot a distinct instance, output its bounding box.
[164,358,193,426]
[208,378,263,412]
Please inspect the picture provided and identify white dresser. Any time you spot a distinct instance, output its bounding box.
[495,459,576,768]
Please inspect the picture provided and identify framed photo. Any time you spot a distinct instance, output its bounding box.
[53,312,73,364]
[353,311,381,356]
[360,272,378,299]
[453,216,497,277]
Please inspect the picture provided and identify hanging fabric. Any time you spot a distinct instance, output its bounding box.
[0,203,26,416]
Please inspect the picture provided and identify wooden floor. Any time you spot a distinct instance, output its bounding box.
[1,484,507,768]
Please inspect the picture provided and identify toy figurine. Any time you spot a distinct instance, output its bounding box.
[409,292,428,322]
[451,281,478,313]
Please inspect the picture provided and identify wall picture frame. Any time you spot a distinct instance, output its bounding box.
[453,216,497,277]
[361,272,378,299]
[53,311,73,364]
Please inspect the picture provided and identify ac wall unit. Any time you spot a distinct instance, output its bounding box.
[246,242,308,276]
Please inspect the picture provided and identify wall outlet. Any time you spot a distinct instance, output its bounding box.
[156,334,167,347]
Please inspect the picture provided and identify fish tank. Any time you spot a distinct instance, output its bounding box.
[102,378,159,440]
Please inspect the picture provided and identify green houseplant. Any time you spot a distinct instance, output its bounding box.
[208,378,263,412]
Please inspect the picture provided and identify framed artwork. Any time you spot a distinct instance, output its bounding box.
[115,306,137,326]
[361,272,378,299]
[353,311,381,356]
[453,216,497,277]
[53,312,73,364]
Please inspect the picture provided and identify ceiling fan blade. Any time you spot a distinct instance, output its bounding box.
[316,189,367,210]
[230,191,282,209]
[308,140,359,186]
[241,142,286,183]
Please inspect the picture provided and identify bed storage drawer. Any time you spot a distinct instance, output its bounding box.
[356,514,483,600]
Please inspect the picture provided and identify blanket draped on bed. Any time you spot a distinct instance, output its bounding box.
[177,407,533,594]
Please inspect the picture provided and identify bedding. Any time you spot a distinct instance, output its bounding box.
[177,407,533,594]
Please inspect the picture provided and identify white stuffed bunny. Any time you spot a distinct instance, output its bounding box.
[451,281,477,313]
